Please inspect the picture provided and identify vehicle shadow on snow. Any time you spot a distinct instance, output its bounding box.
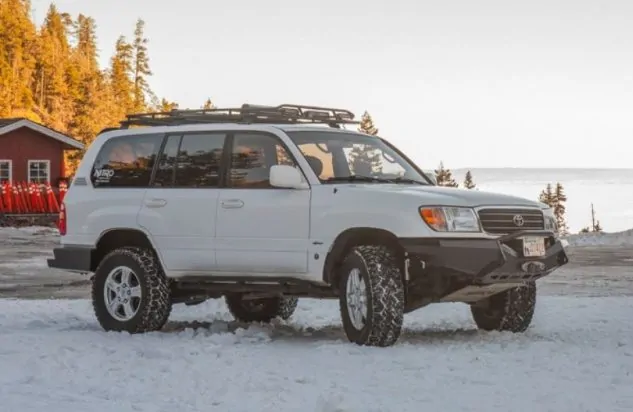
[160,319,504,345]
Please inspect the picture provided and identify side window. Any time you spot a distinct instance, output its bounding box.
[174,133,225,187]
[91,134,163,188]
[229,133,297,188]
[153,135,181,187]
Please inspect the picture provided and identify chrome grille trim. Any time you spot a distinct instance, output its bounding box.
[477,207,545,234]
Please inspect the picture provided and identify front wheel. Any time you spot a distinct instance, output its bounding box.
[338,245,405,347]
[470,282,536,332]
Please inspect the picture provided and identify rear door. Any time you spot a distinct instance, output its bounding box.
[65,133,164,247]
[215,131,311,274]
[138,131,227,274]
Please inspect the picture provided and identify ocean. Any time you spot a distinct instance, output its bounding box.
[448,168,633,234]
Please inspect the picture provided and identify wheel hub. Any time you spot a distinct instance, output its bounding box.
[346,268,368,330]
[104,266,142,322]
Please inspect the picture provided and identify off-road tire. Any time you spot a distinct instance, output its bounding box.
[225,295,298,323]
[339,245,405,347]
[92,247,172,333]
[470,281,536,332]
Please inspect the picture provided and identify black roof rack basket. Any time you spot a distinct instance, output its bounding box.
[119,103,359,129]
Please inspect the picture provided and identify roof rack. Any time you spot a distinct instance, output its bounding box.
[119,104,359,129]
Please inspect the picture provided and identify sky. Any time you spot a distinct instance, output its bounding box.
[30,0,633,169]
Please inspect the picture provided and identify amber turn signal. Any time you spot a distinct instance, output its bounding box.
[419,207,447,231]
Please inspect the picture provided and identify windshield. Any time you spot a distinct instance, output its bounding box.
[286,130,432,185]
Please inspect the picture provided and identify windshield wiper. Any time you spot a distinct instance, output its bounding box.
[324,175,427,184]
[392,177,426,185]
[324,175,394,183]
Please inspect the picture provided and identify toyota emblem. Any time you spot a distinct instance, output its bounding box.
[513,214,525,227]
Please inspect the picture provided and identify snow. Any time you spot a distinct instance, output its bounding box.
[1,296,632,412]
[564,228,633,247]
[1,225,633,410]
[0,225,59,238]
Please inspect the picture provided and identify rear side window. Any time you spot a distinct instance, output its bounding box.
[91,134,164,187]
[151,132,226,188]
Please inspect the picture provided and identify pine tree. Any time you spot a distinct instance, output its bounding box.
[65,14,105,173]
[131,19,153,113]
[463,170,476,189]
[35,4,75,131]
[0,0,38,118]
[358,110,378,135]
[159,98,178,111]
[348,110,382,175]
[0,6,172,176]
[434,161,458,187]
[593,221,603,232]
[109,35,134,116]
[538,183,555,208]
[554,182,568,235]
[202,98,215,110]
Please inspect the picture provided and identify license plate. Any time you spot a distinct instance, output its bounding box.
[522,236,545,257]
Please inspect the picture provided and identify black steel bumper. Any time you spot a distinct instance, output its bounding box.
[399,230,569,284]
[47,246,93,273]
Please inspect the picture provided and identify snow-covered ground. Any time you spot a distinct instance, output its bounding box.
[1,296,632,412]
[1,226,633,411]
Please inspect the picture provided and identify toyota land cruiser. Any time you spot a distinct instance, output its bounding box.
[47,104,568,347]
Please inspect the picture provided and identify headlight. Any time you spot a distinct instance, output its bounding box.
[419,207,481,232]
[542,207,557,232]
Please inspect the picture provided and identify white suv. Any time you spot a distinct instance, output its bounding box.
[48,104,569,347]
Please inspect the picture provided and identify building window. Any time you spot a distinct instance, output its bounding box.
[28,160,50,184]
[0,160,11,184]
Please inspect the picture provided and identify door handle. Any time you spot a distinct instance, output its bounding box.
[221,199,244,209]
[145,198,167,208]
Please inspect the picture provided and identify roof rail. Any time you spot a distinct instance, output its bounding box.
[119,104,359,129]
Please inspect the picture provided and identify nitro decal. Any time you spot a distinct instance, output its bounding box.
[93,168,115,183]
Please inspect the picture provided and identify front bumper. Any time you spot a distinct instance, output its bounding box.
[399,230,568,284]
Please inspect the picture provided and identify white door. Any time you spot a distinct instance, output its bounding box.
[215,132,311,274]
[138,132,227,274]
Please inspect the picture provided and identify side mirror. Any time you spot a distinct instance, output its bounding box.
[270,165,308,189]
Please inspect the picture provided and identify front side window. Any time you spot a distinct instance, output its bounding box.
[91,133,163,187]
[0,160,11,183]
[286,130,431,184]
[28,160,50,184]
[229,133,298,188]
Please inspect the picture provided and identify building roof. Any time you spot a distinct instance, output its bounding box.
[0,118,84,150]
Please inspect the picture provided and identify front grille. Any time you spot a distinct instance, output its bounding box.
[477,208,544,234]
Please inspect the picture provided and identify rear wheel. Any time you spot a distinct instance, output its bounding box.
[92,247,172,333]
[225,294,298,323]
[470,282,536,332]
[338,245,405,347]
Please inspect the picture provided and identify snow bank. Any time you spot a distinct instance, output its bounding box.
[564,228,633,247]
[1,296,632,412]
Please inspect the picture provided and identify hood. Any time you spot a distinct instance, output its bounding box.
[337,184,544,208]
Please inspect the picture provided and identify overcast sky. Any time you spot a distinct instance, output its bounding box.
[31,0,633,169]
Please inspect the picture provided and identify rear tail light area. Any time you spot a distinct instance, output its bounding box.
[58,203,67,235]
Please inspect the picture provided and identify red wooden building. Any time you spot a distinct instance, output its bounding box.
[0,118,84,187]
